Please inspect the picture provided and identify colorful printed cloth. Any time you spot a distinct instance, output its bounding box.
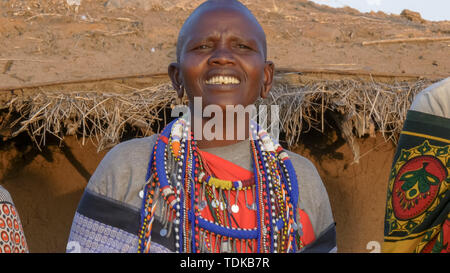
[67,135,336,253]
[383,78,450,253]
[0,186,28,253]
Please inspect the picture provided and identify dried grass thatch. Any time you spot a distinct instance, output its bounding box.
[263,78,434,162]
[0,78,436,160]
[2,83,177,151]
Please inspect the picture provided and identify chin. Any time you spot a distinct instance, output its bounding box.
[204,98,252,108]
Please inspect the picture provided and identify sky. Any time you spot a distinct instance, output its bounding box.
[309,0,450,21]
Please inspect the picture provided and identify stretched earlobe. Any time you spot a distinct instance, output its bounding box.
[261,61,275,99]
[168,62,184,98]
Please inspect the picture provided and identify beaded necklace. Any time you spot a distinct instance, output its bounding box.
[138,116,301,253]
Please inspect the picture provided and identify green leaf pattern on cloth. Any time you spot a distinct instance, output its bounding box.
[400,162,440,199]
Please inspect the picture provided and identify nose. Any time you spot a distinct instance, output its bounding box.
[208,46,235,66]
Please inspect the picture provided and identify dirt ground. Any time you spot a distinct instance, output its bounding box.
[0,0,449,92]
[0,0,448,253]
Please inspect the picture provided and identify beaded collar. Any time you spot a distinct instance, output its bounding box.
[138,115,301,253]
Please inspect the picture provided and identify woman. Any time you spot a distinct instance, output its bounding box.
[66,0,336,253]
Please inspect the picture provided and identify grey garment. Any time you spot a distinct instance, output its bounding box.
[410,77,450,118]
[0,185,14,204]
[86,134,159,211]
[86,135,335,239]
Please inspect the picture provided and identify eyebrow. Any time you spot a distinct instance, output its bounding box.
[185,33,261,50]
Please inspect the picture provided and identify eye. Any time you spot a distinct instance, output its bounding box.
[238,44,251,50]
[194,44,210,50]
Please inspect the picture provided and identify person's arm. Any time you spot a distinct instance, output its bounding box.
[410,77,450,119]
[286,151,337,253]
[66,135,157,253]
[0,185,29,253]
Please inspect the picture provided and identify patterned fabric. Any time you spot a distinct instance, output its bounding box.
[383,110,449,253]
[67,203,173,253]
[0,189,12,203]
[148,241,173,253]
[67,212,138,253]
[0,186,28,253]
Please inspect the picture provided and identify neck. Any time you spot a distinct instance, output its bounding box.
[189,109,251,150]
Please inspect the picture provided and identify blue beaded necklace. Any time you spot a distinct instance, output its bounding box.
[138,117,301,253]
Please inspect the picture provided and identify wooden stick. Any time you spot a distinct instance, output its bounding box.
[0,67,445,92]
[275,67,446,80]
[0,58,53,63]
[25,13,64,22]
[0,72,168,91]
[362,36,450,46]
[320,63,358,66]
[2,61,13,74]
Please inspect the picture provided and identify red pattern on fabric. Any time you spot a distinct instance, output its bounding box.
[196,149,315,251]
[297,208,315,246]
[198,150,257,231]
[159,135,169,144]
[421,219,450,253]
[198,150,253,181]
[0,202,28,253]
[442,219,450,253]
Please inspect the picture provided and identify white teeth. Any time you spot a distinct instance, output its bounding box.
[206,75,240,85]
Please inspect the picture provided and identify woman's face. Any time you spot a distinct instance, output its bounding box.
[170,6,274,110]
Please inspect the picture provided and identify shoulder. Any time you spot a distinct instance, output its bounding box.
[285,150,319,176]
[410,77,450,118]
[283,149,335,237]
[284,150,324,193]
[86,134,159,209]
[102,134,159,165]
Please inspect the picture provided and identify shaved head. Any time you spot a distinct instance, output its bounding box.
[176,0,267,62]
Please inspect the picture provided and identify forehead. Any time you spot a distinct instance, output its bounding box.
[183,6,266,44]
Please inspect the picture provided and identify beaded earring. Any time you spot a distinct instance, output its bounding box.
[177,84,184,105]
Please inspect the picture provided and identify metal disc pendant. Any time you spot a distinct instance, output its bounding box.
[231,204,239,213]
[219,201,226,211]
[139,190,144,199]
[220,241,232,253]
[199,200,207,211]
[160,228,168,237]
[212,199,219,208]
[297,223,304,236]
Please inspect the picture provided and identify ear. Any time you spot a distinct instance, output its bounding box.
[168,62,184,98]
[261,61,274,99]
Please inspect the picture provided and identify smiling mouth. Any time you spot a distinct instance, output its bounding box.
[205,75,241,85]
